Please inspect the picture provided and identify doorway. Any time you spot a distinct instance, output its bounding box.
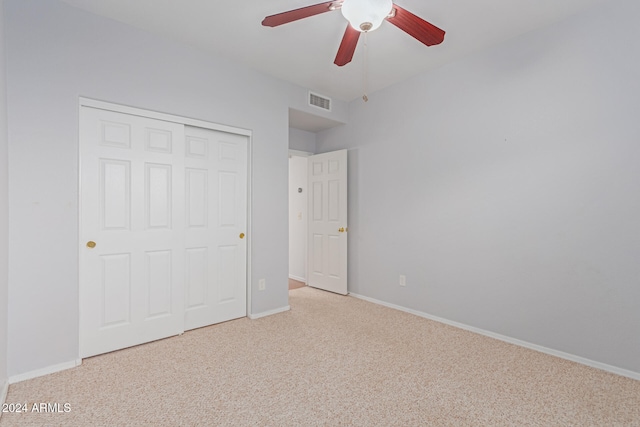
[288,151,311,289]
[288,149,348,295]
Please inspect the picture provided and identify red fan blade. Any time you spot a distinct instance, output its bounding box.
[262,1,337,27]
[386,4,445,46]
[334,24,360,66]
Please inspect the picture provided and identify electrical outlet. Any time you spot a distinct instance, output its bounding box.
[399,275,406,287]
[258,279,266,291]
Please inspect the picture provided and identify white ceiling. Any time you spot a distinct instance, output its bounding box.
[61,0,611,108]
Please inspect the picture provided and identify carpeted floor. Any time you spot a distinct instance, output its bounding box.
[1,287,639,426]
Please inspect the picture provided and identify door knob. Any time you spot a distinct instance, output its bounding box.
[239,233,245,239]
[338,227,344,233]
[86,241,96,248]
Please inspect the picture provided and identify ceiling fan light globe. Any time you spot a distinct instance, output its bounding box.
[341,0,393,32]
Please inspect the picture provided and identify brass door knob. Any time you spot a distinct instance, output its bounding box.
[239,233,245,239]
[338,227,345,233]
[86,241,96,248]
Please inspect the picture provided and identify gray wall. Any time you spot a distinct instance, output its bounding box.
[317,0,640,374]
[289,128,317,153]
[0,0,9,387]
[4,0,345,378]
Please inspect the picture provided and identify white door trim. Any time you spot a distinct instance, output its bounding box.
[79,97,252,137]
[288,149,313,158]
[77,97,253,356]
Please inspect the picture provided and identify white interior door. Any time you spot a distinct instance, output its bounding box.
[79,107,186,358]
[307,150,348,295]
[183,126,247,331]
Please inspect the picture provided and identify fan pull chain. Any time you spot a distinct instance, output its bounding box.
[362,32,369,102]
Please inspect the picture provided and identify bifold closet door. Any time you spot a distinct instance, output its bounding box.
[79,106,186,358]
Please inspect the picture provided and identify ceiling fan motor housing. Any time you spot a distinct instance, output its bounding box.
[341,0,393,32]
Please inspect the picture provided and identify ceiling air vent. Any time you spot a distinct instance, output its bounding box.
[309,92,331,112]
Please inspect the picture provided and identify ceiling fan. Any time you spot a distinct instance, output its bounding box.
[262,0,445,67]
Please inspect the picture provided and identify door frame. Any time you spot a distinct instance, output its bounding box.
[78,97,253,356]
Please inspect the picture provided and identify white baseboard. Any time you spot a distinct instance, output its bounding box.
[349,292,640,381]
[248,305,290,320]
[9,359,82,384]
[288,275,306,283]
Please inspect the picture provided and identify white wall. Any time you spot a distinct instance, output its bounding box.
[317,0,640,375]
[0,0,9,388]
[289,128,316,153]
[288,156,308,282]
[4,0,346,378]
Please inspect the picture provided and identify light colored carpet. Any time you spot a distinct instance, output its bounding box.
[1,287,639,426]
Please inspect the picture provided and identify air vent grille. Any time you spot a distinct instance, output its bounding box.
[309,92,331,111]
